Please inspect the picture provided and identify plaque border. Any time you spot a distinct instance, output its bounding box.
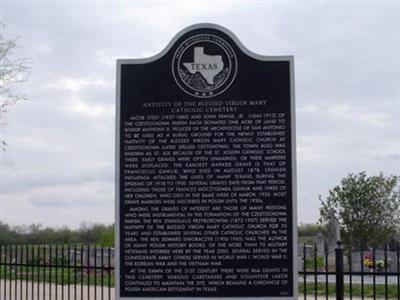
[115,23,297,300]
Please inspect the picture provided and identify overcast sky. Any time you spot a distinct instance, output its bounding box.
[0,1,399,228]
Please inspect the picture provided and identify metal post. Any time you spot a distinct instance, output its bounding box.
[335,241,344,300]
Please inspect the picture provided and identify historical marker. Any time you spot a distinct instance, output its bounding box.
[116,24,297,299]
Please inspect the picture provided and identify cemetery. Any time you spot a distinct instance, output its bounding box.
[1,5,399,300]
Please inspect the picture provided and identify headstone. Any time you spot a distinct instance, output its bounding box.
[116,24,297,299]
[326,208,340,254]
[394,233,400,243]
[389,233,400,250]
[315,232,326,255]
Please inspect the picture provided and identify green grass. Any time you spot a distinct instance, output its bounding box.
[304,256,325,269]
[0,265,115,286]
[1,265,399,299]
[299,282,400,299]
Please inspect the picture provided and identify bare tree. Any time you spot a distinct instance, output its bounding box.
[0,30,31,150]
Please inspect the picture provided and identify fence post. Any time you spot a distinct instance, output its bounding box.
[335,241,344,300]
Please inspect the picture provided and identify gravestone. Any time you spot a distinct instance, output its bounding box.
[115,23,297,299]
[389,233,400,251]
[315,232,326,255]
[326,208,340,254]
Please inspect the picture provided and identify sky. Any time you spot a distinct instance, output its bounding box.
[0,1,399,228]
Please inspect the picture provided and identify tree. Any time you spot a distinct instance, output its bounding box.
[319,172,400,250]
[0,30,31,149]
[0,221,13,244]
[97,224,115,246]
[298,223,325,237]
[0,221,115,245]
[78,222,114,245]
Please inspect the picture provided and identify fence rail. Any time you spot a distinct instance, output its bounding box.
[0,245,115,300]
[0,243,399,299]
[299,241,400,300]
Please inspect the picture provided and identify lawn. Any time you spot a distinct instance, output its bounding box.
[0,265,114,287]
[0,265,398,299]
[299,282,399,299]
